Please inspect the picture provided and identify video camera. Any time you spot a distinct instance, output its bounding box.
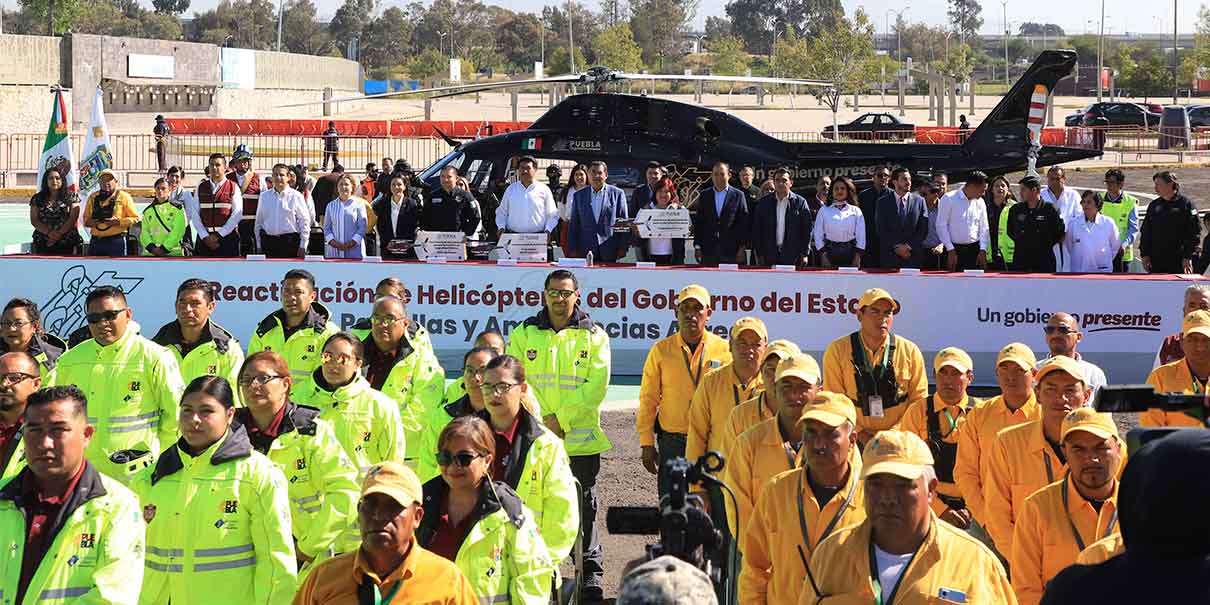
[606,452,737,605]
[1095,385,1210,427]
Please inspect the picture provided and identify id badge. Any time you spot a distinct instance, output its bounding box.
[868,395,885,418]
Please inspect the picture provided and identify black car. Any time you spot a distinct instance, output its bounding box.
[1187,105,1210,129]
[1066,102,1162,128]
[820,113,915,140]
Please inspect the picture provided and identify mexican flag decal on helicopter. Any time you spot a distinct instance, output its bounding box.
[522,137,542,150]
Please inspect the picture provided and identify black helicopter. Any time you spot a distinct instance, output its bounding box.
[297,50,1098,205]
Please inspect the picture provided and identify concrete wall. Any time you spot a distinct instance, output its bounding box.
[253,50,360,92]
[0,86,73,133]
[213,89,365,118]
[0,35,64,86]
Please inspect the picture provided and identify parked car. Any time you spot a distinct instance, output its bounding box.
[820,113,915,140]
[1067,102,1161,128]
[1187,105,1210,129]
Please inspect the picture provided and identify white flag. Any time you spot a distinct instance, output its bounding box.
[37,87,77,194]
[78,87,114,199]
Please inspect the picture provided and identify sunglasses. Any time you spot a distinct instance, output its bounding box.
[437,450,484,468]
[1043,326,1077,335]
[85,308,127,324]
[321,351,357,365]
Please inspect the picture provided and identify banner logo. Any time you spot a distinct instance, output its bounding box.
[41,265,144,337]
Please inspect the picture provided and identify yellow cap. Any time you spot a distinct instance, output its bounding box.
[1061,408,1119,442]
[934,347,973,374]
[762,339,801,364]
[361,461,423,507]
[996,342,1037,372]
[798,391,858,428]
[676,284,711,309]
[730,316,768,341]
[98,169,117,181]
[1035,355,1087,385]
[861,430,935,481]
[775,353,821,385]
[1183,310,1210,339]
[858,288,900,313]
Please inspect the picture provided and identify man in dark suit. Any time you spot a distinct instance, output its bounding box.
[568,161,629,262]
[629,161,664,219]
[692,162,750,266]
[371,174,422,259]
[876,166,929,269]
[751,167,813,267]
[858,165,894,268]
[310,163,343,221]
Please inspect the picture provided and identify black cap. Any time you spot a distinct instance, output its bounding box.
[394,160,413,174]
[1019,175,1041,188]
[546,164,563,176]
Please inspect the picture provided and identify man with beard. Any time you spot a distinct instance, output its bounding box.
[1012,409,1123,605]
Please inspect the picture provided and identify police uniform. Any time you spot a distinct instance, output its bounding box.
[421,187,481,236]
[1140,192,1200,273]
[1007,201,1065,272]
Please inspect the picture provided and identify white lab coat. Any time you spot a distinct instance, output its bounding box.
[1062,213,1121,273]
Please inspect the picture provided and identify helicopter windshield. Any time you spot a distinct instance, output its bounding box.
[419,150,466,183]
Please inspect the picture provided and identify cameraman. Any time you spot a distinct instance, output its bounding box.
[1143,310,1210,427]
[740,391,864,605]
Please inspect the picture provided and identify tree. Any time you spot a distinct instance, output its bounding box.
[629,0,697,69]
[189,0,276,48]
[1018,22,1064,37]
[600,0,625,27]
[71,0,135,34]
[592,23,643,71]
[724,0,841,54]
[709,35,748,76]
[704,15,731,39]
[542,2,600,66]
[18,0,79,34]
[362,6,412,75]
[947,0,982,43]
[139,10,183,38]
[329,0,375,56]
[281,0,332,55]
[802,9,876,134]
[407,47,446,79]
[151,0,188,15]
[770,25,811,77]
[496,12,543,70]
[547,45,587,74]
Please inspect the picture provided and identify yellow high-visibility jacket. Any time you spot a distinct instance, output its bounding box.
[151,320,245,405]
[362,327,445,462]
[0,462,145,605]
[132,427,298,605]
[246,302,338,387]
[51,328,185,483]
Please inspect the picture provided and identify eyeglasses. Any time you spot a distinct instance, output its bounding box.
[463,366,486,376]
[85,309,127,324]
[321,352,357,365]
[0,372,36,386]
[479,382,520,396]
[437,450,484,468]
[238,374,283,387]
[0,320,32,330]
[370,315,403,327]
[1043,326,1077,335]
[546,289,576,300]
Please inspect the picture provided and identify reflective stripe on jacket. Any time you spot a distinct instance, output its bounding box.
[247,302,338,389]
[132,426,297,605]
[52,329,185,483]
[0,463,145,605]
[362,327,445,461]
[234,404,359,561]
[292,372,406,478]
[507,307,612,456]
[418,479,556,605]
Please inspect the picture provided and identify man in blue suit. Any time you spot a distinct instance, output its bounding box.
[568,160,629,261]
[751,167,814,267]
[692,162,750,266]
[875,166,929,269]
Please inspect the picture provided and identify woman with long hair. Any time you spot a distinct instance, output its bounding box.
[416,416,556,605]
[323,173,368,259]
[29,167,82,255]
[812,176,865,268]
[0,297,65,376]
[232,351,360,570]
[986,174,1017,270]
[135,375,297,605]
[557,164,589,252]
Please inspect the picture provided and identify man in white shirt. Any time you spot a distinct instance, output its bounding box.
[1041,166,1081,220]
[495,155,558,235]
[254,163,310,258]
[1039,312,1109,398]
[935,170,990,271]
[1063,192,1121,273]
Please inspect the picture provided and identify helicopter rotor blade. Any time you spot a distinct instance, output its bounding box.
[274,74,587,108]
[615,73,830,87]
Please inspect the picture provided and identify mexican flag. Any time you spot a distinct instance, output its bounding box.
[37,87,77,194]
[78,87,114,200]
[522,137,542,151]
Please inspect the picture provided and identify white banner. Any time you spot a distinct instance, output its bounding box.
[127,54,175,79]
[6,258,1192,382]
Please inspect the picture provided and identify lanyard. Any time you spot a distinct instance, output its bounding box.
[1060,474,1118,552]
[796,467,859,567]
[681,345,706,387]
[372,580,402,605]
[1187,361,1207,394]
[858,338,893,383]
[1043,453,1054,483]
[868,536,920,605]
[784,440,800,468]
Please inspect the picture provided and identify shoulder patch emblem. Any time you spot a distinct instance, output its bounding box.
[143,504,157,523]
[526,349,537,361]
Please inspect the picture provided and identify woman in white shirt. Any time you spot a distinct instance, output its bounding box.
[812,176,866,268]
[631,176,686,265]
[1063,189,1121,273]
[557,164,589,253]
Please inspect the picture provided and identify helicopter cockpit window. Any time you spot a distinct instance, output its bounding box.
[465,159,492,194]
[419,150,466,183]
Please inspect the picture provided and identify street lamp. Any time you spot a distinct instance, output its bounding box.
[1098,0,1106,102]
[276,0,284,52]
[438,31,448,61]
[1002,1,1010,86]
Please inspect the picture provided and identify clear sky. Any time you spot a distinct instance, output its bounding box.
[180,0,1204,35]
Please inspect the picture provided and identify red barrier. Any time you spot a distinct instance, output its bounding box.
[914,126,1075,146]
[166,119,533,138]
